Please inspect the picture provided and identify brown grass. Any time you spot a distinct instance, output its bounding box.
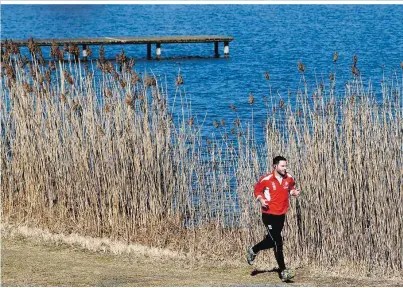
[1,44,402,280]
[2,226,402,286]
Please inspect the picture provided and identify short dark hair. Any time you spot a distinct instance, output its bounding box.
[273,156,287,165]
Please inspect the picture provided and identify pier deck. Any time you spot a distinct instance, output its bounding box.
[1,35,234,59]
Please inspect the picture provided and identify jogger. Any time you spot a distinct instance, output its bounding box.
[247,156,300,281]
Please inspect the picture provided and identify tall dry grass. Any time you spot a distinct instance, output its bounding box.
[1,42,402,278]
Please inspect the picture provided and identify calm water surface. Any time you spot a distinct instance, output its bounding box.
[2,5,403,137]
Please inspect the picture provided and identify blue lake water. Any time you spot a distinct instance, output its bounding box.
[2,5,403,138]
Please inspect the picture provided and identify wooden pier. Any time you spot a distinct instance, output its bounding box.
[1,35,234,60]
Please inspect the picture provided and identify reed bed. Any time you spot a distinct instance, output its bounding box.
[1,42,402,278]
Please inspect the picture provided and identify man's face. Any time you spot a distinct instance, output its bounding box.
[274,160,287,177]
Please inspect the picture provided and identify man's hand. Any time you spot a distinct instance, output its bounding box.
[259,197,269,209]
[290,189,300,197]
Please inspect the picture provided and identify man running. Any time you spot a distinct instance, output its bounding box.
[247,156,300,281]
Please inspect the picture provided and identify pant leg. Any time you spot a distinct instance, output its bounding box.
[269,214,286,271]
[252,213,276,252]
[252,213,286,271]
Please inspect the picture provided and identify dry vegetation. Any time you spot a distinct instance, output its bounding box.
[3,227,402,286]
[1,39,402,280]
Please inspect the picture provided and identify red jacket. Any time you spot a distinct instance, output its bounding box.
[254,171,296,215]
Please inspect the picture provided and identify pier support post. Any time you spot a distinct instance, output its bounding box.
[156,43,161,60]
[214,42,219,58]
[224,41,229,58]
[82,44,88,62]
[147,43,151,60]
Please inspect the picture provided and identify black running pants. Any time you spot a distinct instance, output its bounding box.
[252,213,286,271]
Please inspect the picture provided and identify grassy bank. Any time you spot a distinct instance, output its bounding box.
[1,41,402,279]
[2,224,402,286]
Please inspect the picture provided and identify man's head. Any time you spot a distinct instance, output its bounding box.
[273,156,287,177]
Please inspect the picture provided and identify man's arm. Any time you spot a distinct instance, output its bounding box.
[254,181,269,208]
[289,178,300,197]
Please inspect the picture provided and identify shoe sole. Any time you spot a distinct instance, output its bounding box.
[281,275,294,282]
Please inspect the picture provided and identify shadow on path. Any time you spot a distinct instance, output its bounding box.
[250,267,295,284]
[250,267,279,277]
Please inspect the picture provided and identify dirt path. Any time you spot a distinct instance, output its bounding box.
[1,237,400,287]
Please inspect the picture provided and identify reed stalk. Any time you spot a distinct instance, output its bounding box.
[1,47,402,278]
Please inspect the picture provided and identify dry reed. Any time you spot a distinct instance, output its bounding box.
[1,46,402,279]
